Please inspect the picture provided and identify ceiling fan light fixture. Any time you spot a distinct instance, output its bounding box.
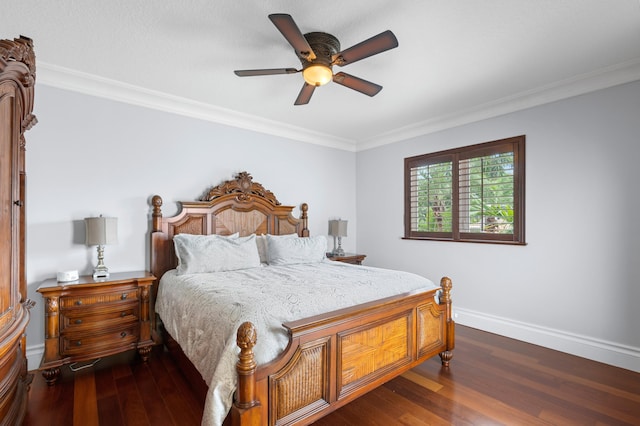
[303,64,333,86]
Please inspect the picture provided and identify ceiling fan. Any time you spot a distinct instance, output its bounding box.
[234,14,399,105]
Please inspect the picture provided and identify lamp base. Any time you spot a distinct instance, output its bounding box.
[332,235,345,256]
[93,244,110,279]
[93,267,109,280]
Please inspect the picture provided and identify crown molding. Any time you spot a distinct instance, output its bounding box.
[37,58,640,153]
[358,57,640,151]
[36,62,357,152]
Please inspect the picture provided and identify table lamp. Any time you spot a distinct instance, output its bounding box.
[328,219,347,256]
[85,215,117,279]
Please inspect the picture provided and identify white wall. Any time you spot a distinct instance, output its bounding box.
[356,80,640,372]
[25,84,357,367]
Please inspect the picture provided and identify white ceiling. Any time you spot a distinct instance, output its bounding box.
[3,1,640,151]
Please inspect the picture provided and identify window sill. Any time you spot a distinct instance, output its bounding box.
[402,237,527,246]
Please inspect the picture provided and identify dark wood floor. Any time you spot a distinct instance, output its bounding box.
[24,325,640,425]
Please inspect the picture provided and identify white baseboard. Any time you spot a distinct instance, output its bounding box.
[27,344,44,372]
[454,307,640,373]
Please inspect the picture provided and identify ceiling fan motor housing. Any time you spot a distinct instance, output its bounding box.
[300,32,340,68]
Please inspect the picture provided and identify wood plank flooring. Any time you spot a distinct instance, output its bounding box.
[23,325,640,425]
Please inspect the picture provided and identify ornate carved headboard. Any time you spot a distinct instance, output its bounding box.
[149,172,309,280]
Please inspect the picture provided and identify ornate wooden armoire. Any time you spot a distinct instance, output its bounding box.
[0,36,37,424]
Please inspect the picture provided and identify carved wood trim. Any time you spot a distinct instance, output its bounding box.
[0,36,36,76]
[201,171,280,206]
[0,36,37,133]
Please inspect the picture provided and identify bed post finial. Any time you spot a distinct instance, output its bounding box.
[300,203,309,237]
[439,276,455,366]
[151,195,163,232]
[232,322,262,425]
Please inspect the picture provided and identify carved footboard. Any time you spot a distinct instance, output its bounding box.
[230,277,454,426]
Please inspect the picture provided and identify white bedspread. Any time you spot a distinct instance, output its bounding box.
[156,260,436,426]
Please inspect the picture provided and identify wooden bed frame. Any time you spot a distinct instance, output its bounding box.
[149,172,454,426]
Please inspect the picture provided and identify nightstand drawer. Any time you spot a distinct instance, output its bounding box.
[60,301,139,332]
[61,325,139,356]
[60,288,138,308]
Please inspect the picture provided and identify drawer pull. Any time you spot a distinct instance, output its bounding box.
[76,341,82,346]
[121,293,128,300]
[75,319,82,324]
[120,332,127,338]
[120,312,126,317]
[75,300,83,306]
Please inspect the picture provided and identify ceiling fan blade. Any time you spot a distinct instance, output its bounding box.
[294,83,316,105]
[333,72,383,97]
[268,14,316,61]
[334,30,398,66]
[234,68,299,77]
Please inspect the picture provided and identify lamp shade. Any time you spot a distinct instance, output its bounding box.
[328,219,348,237]
[85,216,118,246]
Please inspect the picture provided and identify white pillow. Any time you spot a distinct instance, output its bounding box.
[256,233,297,263]
[174,233,260,274]
[266,235,327,265]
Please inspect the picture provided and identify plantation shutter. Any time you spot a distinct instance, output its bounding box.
[459,147,515,236]
[406,156,453,238]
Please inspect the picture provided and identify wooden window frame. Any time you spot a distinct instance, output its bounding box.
[404,135,526,245]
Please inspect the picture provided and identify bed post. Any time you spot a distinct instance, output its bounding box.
[152,195,163,231]
[150,195,165,343]
[231,322,261,426]
[439,276,455,367]
[150,195,165,279]
[300,203,309,237]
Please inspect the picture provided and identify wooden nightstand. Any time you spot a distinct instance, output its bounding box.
[326,252,367,265]
[37,271,156,385]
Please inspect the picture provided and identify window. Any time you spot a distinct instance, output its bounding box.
[404,135,525,244]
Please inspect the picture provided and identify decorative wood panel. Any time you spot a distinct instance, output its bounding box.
[216,209,267,236]
[269,339,330,425]
[417,302,445,358]
[173,214,207,236]
[275,218,298,236]
[338,314,412,396]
